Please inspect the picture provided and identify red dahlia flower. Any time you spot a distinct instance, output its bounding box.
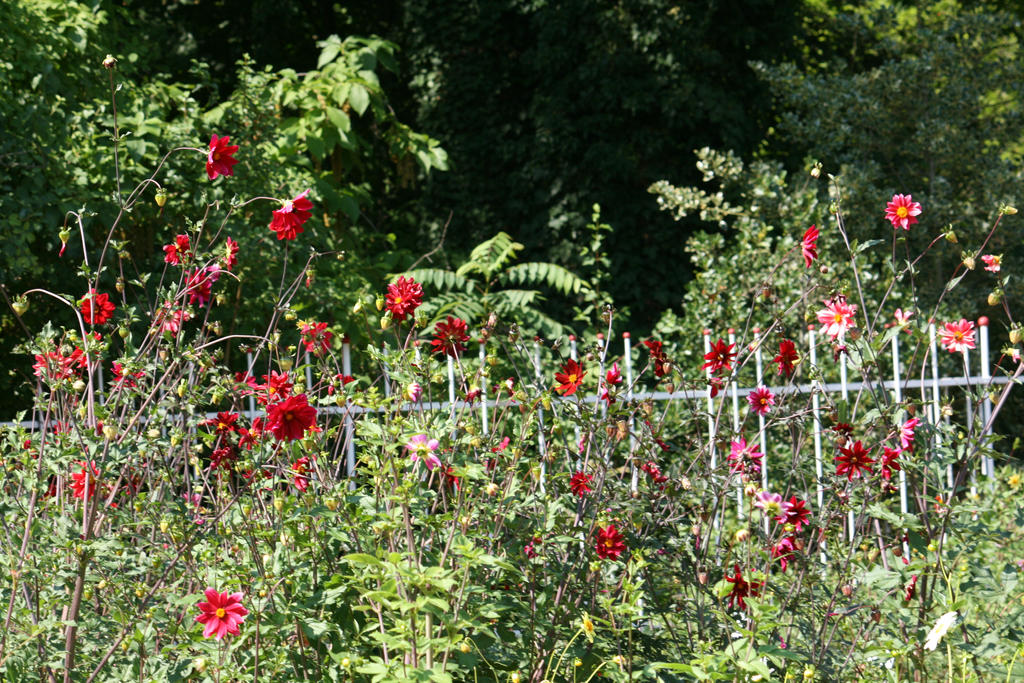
[299,321,333,357]
[185,266,221,308]
[802,224,819,267]
[195,588,248,640]
[554,359,586,396]
[595,524,626,560]
[385,276,423,322]
[430,316,470,357]
[701,338,736,375]
[222,237,239,271]
[880,446,902,481]
[569,471,593,497]
[747,385,775,416]
[269,189,313,240]
[725,565,762,609]
[835,440,875,480]
[163,234,191,265]
[80,290,115,325]
[292,456,311,492]
[70,461,102,499]
[773,339,799,377]
[266,393,317,442]
[778,496,811,532]
[643,340,670,378]
[206,134,239,180]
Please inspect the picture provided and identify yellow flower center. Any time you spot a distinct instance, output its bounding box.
[605,538,614,547]
[896,206,909,218]
[393,296,403,304]
[212,151,221,161]
[567,373,578,383]
[215,608,226,618]
[833,313,844,323]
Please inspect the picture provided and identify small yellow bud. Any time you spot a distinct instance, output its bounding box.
[273,497,283,512]
[1003,205,1017,215]
[160,520,169,534]
[102,426,117,440]
[325,497,339,512]
[485,483,500,496]
[72,379,86,393]
[102,54,117,69]
[154,188,168,207]
[963,254,976,270]
[341,657,351,668]
[459,641,472,653]
[11,298,28,316]
[352,299,363,314]
[193,657,207,673]
[381,315,391,330]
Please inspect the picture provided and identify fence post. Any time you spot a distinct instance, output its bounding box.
[478,340,489,436]
[889,325,910,557]
[245,352,256,416]
[728,328,743,519]
[624,333,638,494]
[533,341,547,495]
[807,325,826,564]
[839,339,855,544]
[752,328,768,533]
[929,322,952,491]
[979,317,993,477]
[569,335,581,463]
[342,337,356,484]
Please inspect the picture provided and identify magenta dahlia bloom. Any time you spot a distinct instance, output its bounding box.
[885,194,922,230]
[195,588,248,640]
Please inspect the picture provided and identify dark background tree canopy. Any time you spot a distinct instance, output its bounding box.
[2,0,1022,415]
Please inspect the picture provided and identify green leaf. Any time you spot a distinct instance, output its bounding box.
[349,84,369,116]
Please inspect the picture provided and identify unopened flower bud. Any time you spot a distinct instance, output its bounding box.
[733,528,750,543]
[1010,325,1023,344]
[744,483,759,497]
[380,314,391,330]
[193,657,207,673]
[945,228,958,243]
[11,298,28,316]
[375,296,385,311]
[810,163,821,179]
[459,641,471,653]
[697,571,708,585]
[962,254,976,270]
[1003,205,1018,215]
[154,188,168,207]
[989,290,1003,306]
[72,379,86,392]
[352,299,363,314]
[485,483,499,496]
[841,584,853,597]
[102,425,117,440]
[102,54,117,69]
[405,382,422,402]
